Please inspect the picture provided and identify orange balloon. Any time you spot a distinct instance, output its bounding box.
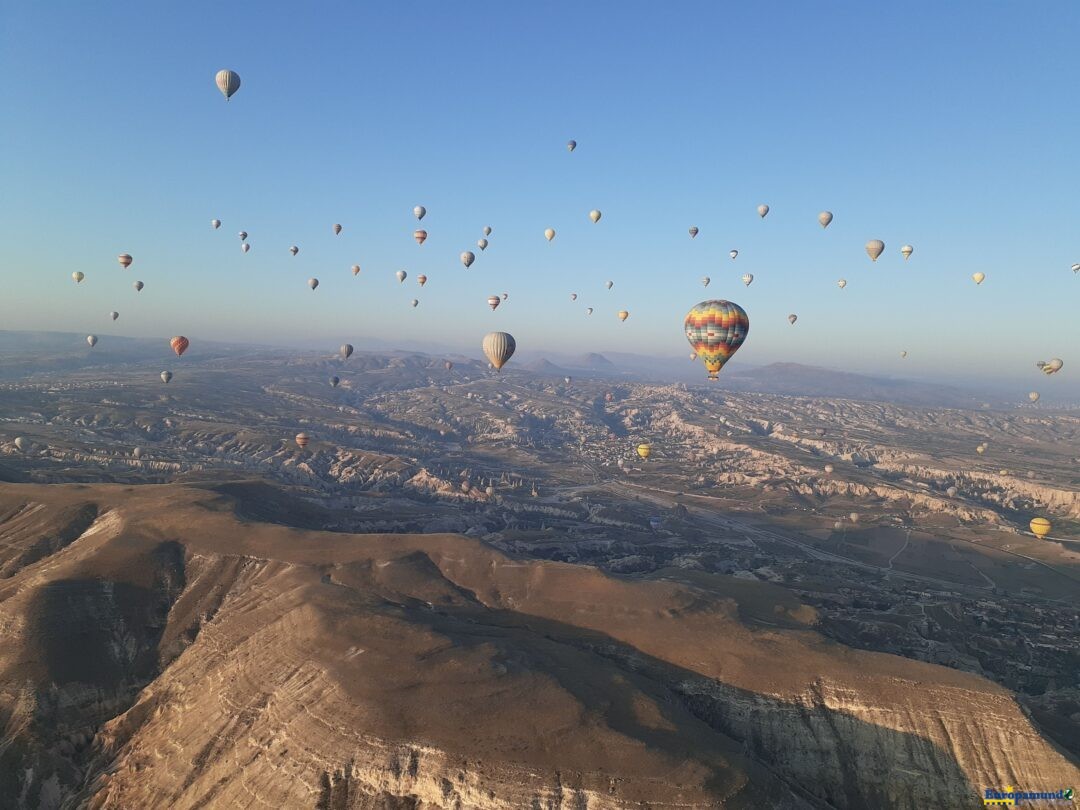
[170,336,189,357]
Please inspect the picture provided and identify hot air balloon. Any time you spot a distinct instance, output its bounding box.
[487,295,501,311]
[351,265,361,276]
[544,228,555,242]
[444,360,453,371]
[1072,263,1080,273]
[618,310,629,322]
[564,376,572,385]
[170,336,189,357]
[238,231,248,241]
[411,299,419,308]
[606,280,614,290]
[109,311,119,321]
[585,307,593,315]
[837,279,847,289]
[900,351,907,358]
[289,246,299,256]
[241,243,250,254]
[788,314,798,325]
[589,210,602,223]
[482,332,516,371]
[689,226,699,238]
[308,278,319,290]
[946,486,958,497]
[133,281,144,291]
[684,300,749,380]
[215,69,241,100]
[819,211,833,228]
[1044,358,1064,374]
[483,226,492,236]
[477,238,488,251]
[14,437,29,453]
[976,444,986,455]
[340,343,353,360]
[757,204,769,218]
[570,293,578,301]
[849,512,859,523]
[502,293,508,300]
[729,250,738,260]
[972,272,985,285]
[701,277,710,287]
[1029,517,1051,538]
[1029,391,1040,402]
[417,274,427,287]
[132,447,142,459]
[118,254,132,269]
[295,432,310,449]
[414,229,427,245]
[567,140,577,152]
[461,251,475,269]
[86,335,97,347]
[72,272,85,283]
[824,464,834,474]
[212,219,221,229]
[636,443,651,460]
[866,240,885,262]
[413,206,426,221]
[742,273,754,287]
[161,371,172,383]
[901,245,913,260]
[396,270,407,283]
[333,224,343,235]
[689,352,697,361]
[649,517,662,532]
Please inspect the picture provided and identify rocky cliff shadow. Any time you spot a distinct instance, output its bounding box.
[397,595,985,810]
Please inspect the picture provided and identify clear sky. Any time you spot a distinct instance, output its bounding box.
[1,1,1077,393]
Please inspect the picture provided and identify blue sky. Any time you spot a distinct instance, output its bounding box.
[1,1,1077,394]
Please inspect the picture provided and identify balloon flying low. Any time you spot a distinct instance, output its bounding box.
[824,464,834,474]
[86,335,97,347]
[1042,358,1063,375]
[170,336,189,357]
[340,343,353,360]
[866,240,885,262]
[1029,517,1051,538]
[161,371,172,383]
[1029,391,1040,402]
[818,211,833,228]
[482,332,516,370]
[329,376,339,388]
[215,69,241,100]
[947,486,958,497]
[636,443,651,460]
[117,254,132,269]
[444,361,453,371]
[742,273,754,287]
[294,432,310,449]
[685,300,749,380]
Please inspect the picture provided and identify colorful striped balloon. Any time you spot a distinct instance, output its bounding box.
[684,299,749,379]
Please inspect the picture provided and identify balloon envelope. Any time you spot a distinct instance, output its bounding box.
[818,211,833,228]
[118,253,132,269]
[972,272,985,285]
[414,230,427,245]
[636,444,651,460]
[413,206,426,220]
[133,281,144,291]
[211,219,221,229]
[837,279,847,289]
[788,314,798,324]
[866,240,885,261]
[701,277,710,287]
[160,371,172,383]
[482,332,516,370]
[215,69,241,99]
[685,300,749,379]
[729,250,738,260]
[86,335,97,347]
[170,336,189,357]
[294,433,310,449]
[109,311,119,321]
[617,310,629,321]
[333,224,342,235]
[1029,517,1051,538]
[72,272,84,283]
[308,278,319,290]
[396,270,407,283]
[351,265,361,276]
[417,274,427,286]
[544,228,555,242]
[290,246,299,256]
[688,226,698,238]
[742,274,754,287]
[340,343,353,359]
[589,209,601,223]
[901,245,914,260]
[567,140,576,152]
[477,238,488,250]
[757,204,769,218]
[487,296,501,310]
[461,251,475,268]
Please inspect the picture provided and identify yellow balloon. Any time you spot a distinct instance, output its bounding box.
[1029,517,1051,538]
[636,443,651,460]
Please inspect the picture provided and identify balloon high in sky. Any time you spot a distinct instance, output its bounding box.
[0,2,1077,391]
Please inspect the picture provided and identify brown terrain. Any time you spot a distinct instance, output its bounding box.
[0,481,1076,809]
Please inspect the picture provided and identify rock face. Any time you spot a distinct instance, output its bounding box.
[0,481,1076,809]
